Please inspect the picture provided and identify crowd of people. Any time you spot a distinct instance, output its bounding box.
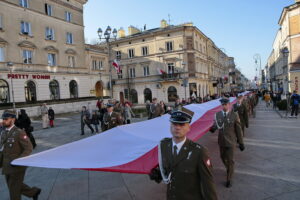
[262,90,299,118]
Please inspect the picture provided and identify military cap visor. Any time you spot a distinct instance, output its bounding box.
[220,98,230,105]
[106,103,114,108]
[1,112,16,119]
[169,109,194,124]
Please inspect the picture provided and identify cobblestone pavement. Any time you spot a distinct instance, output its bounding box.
[0,101,299,200]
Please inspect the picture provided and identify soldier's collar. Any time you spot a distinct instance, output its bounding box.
[5,125,15,132]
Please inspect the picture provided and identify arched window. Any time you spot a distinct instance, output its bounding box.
[168,86,177,102]
[25,80,37,102]
[69,80,78,98]
[130,89,138,104]
[144,88,152,102]
[0,79,9,103]
[49,80,60,100]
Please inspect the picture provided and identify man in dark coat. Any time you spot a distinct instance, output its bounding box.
[149,108,218,200]
[48,107,55,127]
[15,109,36,148]
[80,106,94,135]
[0,110,41,200]
[233,94,249,136]
[210,98,245,188]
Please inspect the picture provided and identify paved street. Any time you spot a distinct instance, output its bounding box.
[1,101,300,200]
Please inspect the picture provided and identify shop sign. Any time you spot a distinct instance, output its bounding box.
[7,74,51,80]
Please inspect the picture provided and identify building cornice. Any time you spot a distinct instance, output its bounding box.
[278,2,300,25]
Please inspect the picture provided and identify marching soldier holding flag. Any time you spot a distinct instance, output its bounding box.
[210,98,245,188]
[149,108,217,200]
[233,94,249,136]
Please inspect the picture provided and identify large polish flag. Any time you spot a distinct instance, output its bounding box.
[13,92,250,174]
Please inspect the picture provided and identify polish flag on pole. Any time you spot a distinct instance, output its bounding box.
[112,60,121,74]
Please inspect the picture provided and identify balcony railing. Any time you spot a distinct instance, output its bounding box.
[161,73,182,80]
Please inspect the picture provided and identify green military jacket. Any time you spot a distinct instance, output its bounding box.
[0,126,33,175]
[233,102,249,128]
[102,112,123,131]
[159,138,218,200]
[212,110,244,147]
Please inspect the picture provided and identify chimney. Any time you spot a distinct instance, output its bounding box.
[128,26,140,36]
[118,28,125,38]
[160,19,168,28]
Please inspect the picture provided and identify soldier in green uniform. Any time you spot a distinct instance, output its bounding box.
[149,109,218,200]
[0,110,41,200]
[102,104,123,131]
[210,98,245,188]
[233,94,249,136]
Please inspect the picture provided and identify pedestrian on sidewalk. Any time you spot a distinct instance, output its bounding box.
[80,106,94,135]
[264,92,271,108]
[124,102,135,124]
[0,110,41,200]
[290,90,299,118]
[15,109,37,149]
[91,111,100,133]
[40,103,49,129]
[48,107,55,128]
[210,98,245,188]
[149,109,218,200]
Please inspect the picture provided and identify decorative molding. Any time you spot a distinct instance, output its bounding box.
[65,48,77,55]
[0,37,8,45]
[18,41,37,49]
[44,45,59,52]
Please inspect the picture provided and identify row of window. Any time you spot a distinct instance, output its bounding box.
[117,63,175,79]
[0,47,75,67]
[19,0,72,22]
[0,79,78,103]
[20,22,74,44]
[121,86,178,103]
[115,41,174,59]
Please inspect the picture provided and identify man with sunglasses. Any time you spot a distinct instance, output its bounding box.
[210,98,245,188]
[149,108,217,200]
[0,110,41,200]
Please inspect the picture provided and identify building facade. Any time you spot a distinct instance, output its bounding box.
[0,0,110,106]
[266,0,300,93]
[104,21,231,104]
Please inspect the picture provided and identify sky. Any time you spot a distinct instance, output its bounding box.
[83,0,295,80]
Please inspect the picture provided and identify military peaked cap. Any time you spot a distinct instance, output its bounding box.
[170,107,194,124]
[1,110,17,119]
[220,98,230,105]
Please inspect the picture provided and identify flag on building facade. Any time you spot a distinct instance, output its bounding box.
[112,60,121,73]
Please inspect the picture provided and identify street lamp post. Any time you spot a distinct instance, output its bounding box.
[97,26,117,98]
[7,62,15,110]
[182,61,187,100]
[281,47,290,117]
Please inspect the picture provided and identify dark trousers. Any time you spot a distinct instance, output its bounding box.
[81,122,94,134]
[291,104,299,116]
[93,124,99,132]
[5,171,39,200]
[126,119,131,124]
[219,146,235,181]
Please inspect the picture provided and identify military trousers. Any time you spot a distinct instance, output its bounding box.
[219,146,235,181]
[5,171,39,200]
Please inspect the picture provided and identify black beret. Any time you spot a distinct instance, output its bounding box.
[220,98,230,105]
[170,108,194,124]
[2,110,16,119]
